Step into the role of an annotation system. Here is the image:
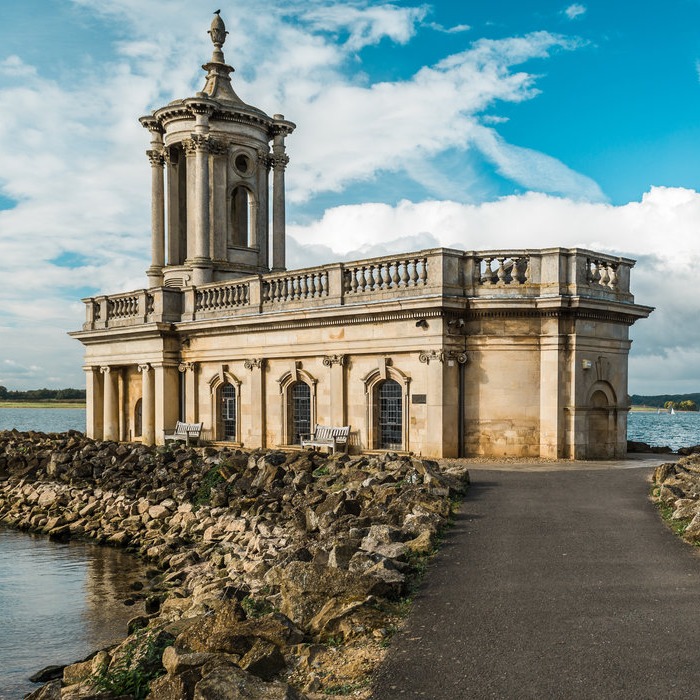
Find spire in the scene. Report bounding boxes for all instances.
[200,12,242,104]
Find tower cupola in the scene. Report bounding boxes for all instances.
[139,12,295,288]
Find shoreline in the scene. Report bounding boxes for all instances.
[0,431,468,699]
[0,402,86,409]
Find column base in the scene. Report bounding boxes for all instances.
[188,260,213,286]
[146,266,164,288]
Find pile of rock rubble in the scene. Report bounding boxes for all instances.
[0,430,469,699]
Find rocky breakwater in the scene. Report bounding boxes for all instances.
[651,453,700,542]
[0,430,469,699]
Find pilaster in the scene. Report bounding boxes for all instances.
[323,354,347,426]
[84,366,104,440]
[154,363,180,445]
[244,358,266,447]
[179,362,199,423]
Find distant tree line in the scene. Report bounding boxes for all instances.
[631,393,700,411]
[0,386,86,402]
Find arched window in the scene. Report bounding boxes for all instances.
[289,381,311,445]
[231,186,255,248]
[221,382,237,441]
[376,379,403,449]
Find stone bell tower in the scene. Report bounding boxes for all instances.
[139,12,295,288]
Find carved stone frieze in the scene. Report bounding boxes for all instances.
[322,354,346,367]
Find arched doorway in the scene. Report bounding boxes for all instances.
[376,379,403,450]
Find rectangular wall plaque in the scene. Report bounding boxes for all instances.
[412,394,427,404]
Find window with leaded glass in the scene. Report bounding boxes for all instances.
[290,381,311,444]
[377,379,402,449]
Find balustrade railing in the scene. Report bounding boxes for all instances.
[263,270,328,303]
[195,282,249,312]
[478,256,529,286]
[586,257,619,290]
[343,256,428,294]
[107,294,139,320]
[81,247,636,331]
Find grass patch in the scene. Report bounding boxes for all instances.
[192,465,227,510]
[90,631,170,700]
[241,595,274,618]
[652,487,693,537]
[323,679,371,696]
[0,401,86,409]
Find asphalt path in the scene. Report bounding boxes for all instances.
[372,457,700,699]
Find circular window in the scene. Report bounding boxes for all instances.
[234,153,251,175]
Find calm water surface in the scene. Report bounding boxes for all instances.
[0,528,147,699]
[627,411,700,451]
[0,408,86,433]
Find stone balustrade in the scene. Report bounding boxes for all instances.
[80,247,637,330]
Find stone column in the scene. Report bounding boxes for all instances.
[271,120,290,272]
[139,364,155,445]
[186,132,213,286]
[147,149,165,287]
[101,366,119,442]
[323,355,347,426]
[85,366,104,440]
[244,358,266,448]
[117,369,126,441]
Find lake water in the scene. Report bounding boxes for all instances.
[0,408,86,433]
[0,528,147,698]
[627,410,700,451]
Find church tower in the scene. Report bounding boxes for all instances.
[139,12,295,288]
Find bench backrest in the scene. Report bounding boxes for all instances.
[314,424,350,442]
[175,421,203,436]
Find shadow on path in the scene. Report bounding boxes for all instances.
[373,465,700,699]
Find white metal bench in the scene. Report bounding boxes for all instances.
[164,421,203,446]
[301,425,351,454]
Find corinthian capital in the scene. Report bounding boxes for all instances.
[244,358,265,370]
[270,153,290,170]
[146,149,165,167]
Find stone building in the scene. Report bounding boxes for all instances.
[71,14,652,459]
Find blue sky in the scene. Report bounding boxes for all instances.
[1,0,700,393]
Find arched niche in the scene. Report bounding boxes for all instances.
[229,185,256,249]
[586,381,618,459]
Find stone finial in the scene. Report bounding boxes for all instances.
[208,11,228,64]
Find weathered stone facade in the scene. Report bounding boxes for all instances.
[71,15,652,460]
